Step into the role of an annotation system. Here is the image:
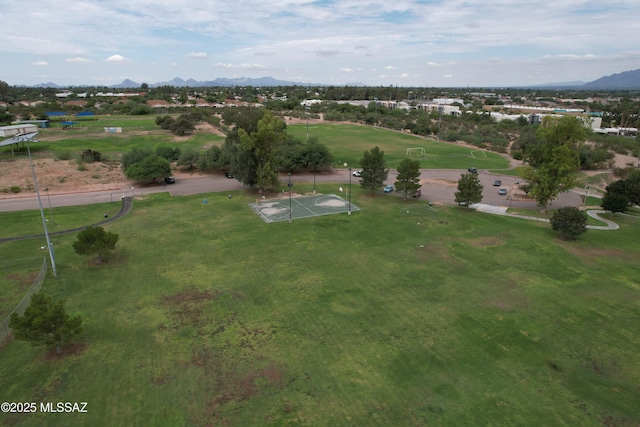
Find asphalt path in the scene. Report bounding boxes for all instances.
[0,169,582,213]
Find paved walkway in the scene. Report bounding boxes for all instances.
[472,204,619,230]
[0,197,133,243]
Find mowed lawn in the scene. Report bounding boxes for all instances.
[287,123,510,170]
[1,185,639,426]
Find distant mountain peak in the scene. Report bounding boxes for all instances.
[581,69,640,90]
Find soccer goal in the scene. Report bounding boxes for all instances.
[470,150,487,159]
[406,147,426,156]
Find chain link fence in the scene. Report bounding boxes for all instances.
[0,257,48,343]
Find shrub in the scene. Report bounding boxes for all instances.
[10,186,21,193]
[80,149,102,163]
[56,151,73,161]
[550,207,588,239]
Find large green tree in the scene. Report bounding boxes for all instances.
[125,154,172,183]
[9,293,83,354]
[394,158,422,200]
[359,146,389,194]
[519,116,587,212]
[455,172,483,207]
[550,207,588,239]
[72,226,119,262]
[228,111,286,192]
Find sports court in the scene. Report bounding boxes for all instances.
[249,194,360,223]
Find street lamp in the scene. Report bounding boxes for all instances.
[131,186,134,199]
[288,172,293,223]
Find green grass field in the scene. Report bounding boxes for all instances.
[4,115,224,160]
[288,124,510,170]
[1,185,639,426]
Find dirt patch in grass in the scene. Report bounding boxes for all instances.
[416,244,454,263]
[160,287,222,328]
[43,341,88,360]
[5,271,39,290]
[484,276,531,311]
[465,236,505,248]
[557,243,635,266]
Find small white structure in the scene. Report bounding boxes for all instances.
[0,124,38,138]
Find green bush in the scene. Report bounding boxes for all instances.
[56,151,73,161]
[9,186,21,193]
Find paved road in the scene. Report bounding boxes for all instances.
[0,169,582,213]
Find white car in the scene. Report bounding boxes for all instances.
[352,170,362,177]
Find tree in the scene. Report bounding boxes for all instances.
[231,111,286,192]
[394,158,421,200]
[519,116,587,212]
[156,146,181,162]
[550,207,588,239]
[601,191,629,214]
[125,154,172,183]
[359,146,389,194]
[455,172,483,207]
[121,147,153,171]
[176,147,201,170]
[73,226,119,262]
[9,293,83,354]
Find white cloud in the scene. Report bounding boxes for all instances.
[0,1,638,86]
[32,61,48,66]
[66,57,91,63]
[106,55,128,63]
[215,63,266,71]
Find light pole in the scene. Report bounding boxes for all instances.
[313,153,317,195]
[288,172,293,223]
[26,142,57,277]
[131,186,134,199]
[305,104,310,143]
[374,97,378,129]
[348,167,352,215]
[45,187,54,226]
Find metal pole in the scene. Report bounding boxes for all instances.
[288,173,292,223]
[27,143,57,277]
[306,105,309,143]
[45,188,54,226]
[313,157,317,195]
[348,168,352,215]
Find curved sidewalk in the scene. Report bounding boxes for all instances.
[0,197,133,243]
[472,204,619,230]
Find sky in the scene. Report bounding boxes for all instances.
[1,0,639,88]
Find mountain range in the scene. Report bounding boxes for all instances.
[31,69,640,90]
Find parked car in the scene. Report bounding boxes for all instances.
[493,179,501,186]
[224,171,235,179]
[383,185,394,193]
[164,176,175,184]
[352,170,362,177]
[498,188,507,195]
[413,188,421,198]
[468,167,478,173]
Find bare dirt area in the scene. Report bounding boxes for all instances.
[0,157,131,198]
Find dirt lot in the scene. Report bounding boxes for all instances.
[0,157,130,197]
